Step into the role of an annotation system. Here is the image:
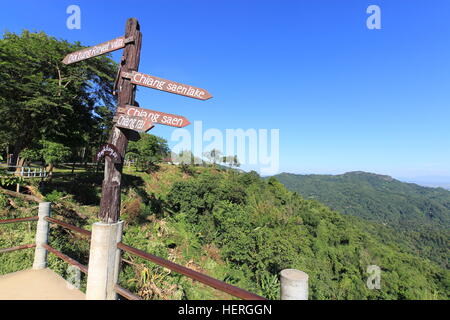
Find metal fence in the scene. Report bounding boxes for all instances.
[0,165,47,178]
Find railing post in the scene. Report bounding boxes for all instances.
[280,269,308,300]
[32,202,51,269]
[86,221,124,300]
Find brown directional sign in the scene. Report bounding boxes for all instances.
[122,71,212,100]
[117,105,190,128]
[62,36,129,65]
[114,113,154,132]
[96,144,121,163]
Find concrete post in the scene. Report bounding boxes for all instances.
[32,202,51,269]
[280,269,308,300]
[85,221,124,300]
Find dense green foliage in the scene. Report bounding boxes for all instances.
[0,156,23,187]
[272,171,450,268]
[1,166,449,299]
[127,134,170,171]
[272,171,450,227]
[0,30,117,166]
[164,171,449,299]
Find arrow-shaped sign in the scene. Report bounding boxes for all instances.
[117,105,190,128]
[62,36,132,65]
[122,71,212,100]
[114,113,154,133]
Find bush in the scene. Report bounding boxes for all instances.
[0,194,8,208]
[44,189,66,202]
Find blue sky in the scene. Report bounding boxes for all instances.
[1,0,449,181]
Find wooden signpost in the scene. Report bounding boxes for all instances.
[122,71,212,100]
[63,17,211,223]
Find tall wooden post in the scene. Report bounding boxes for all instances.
[98,18,142,223]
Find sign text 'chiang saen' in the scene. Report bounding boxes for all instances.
[117,105,190,128]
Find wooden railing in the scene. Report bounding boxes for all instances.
[43,217,90,275]
[41,215,266,300]
[1,210,266,300]
[0,216,38,254]
[45,216,91,238]
[117,242,266,300]
[0,216,39,224]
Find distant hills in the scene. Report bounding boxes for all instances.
[272,171,450,268]
[272,171,450,227]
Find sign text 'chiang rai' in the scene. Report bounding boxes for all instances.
[114,113,154,133]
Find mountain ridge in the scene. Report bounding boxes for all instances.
[272,170,450,268]
[272,171,450,225]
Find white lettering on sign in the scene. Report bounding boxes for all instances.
[63,37,125,64]
[126,71,212,100]
[96,143,121,163]
[133,73,166,90]
[117,114,145,131]
[123,106,187,128]
[162,115,183,127]
[166,83,205,99]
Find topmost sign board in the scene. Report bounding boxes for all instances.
[62,36,129,65]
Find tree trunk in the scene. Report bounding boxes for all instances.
[10,142,23,173]
[45,163,54,181]
[15,157,26,175]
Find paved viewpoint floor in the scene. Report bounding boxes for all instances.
[0,268,85,300]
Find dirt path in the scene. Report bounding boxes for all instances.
[0,268,85,300]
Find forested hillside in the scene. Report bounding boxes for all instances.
[1,165,448,299]
[272,171,450,268]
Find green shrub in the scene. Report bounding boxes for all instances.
[44,189,66,202]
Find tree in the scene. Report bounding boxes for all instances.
[221,155,233,169]
[40,140,71,176]
[0,30,117,170]
[127,134,170,172]
[203,149,222,167]
[221,155,240,169]
[19,148,41,166]
[233,155,240,168]
[176,150,195,165]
